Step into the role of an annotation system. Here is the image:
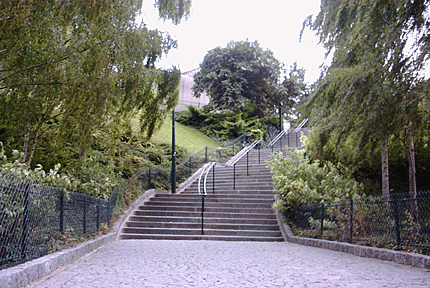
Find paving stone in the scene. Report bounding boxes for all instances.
[28,240,430,288]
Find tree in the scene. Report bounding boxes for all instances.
[0,0,189,166]
[192,40,285,116]
[303,0,430,209]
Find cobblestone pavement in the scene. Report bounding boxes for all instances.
[29,240,430,288]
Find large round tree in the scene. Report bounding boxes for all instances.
[193,40,284,116]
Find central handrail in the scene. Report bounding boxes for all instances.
[268,130,286,147]
[197,139,261,235]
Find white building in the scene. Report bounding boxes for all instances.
[176,68,210,111]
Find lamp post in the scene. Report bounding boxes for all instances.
[171,110,176,194]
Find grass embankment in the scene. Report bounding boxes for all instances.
[151,115,220,154]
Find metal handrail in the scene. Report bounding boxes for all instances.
[197,139,262,235]
[268,130,286,147]
[226,139,261,166]
[293,118,309,133]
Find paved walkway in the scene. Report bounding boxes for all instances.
[28,240,429,288]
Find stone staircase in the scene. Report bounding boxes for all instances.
[120,134,299,242]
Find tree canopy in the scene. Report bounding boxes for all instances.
[303,0,430,196]
[193,40,287,116]
[0,0,190,166]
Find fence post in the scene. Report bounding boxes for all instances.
[246,151,249,176]
[97,198,101,232]
[258,143,261,164]
[213,166,215,194]
[60,191,64,234]
[233,164,236,190]
[280,135,283,152]
[21,183,31,260]
[350,199,354,243]
[393,197,401,247]
[287,132,290,147]
[321,203,324,236]
[147,167,151,188]
[201,195,205,235]
[83,196,87,235]
[205,146,208,162]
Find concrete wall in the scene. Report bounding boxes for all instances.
[176,72,210,111]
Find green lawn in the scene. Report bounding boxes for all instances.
[151,116,220,154]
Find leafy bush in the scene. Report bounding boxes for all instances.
[175,105,275,141]
[0,144,77,192]
[267,147,363,215]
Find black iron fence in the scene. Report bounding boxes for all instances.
[0,175,111,270]
[0,134,249,270]
[293,191,430,254]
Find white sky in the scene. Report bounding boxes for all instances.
[141,0,327,83]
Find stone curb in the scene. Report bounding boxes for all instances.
[276,209,430,269]
[0,189,163,288]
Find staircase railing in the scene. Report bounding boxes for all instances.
[267,118,309,152]
[197,139,261,235]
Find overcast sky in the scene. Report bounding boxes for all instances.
[141,0,327,83]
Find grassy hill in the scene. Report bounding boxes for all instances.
[151,115,220,154]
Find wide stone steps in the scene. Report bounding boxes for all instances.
[120,148,284,242]
[121,234,283,242]
[125,221,280,231]
[129,215,278,225]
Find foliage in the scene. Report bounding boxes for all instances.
[0,143,77,192]
[268,147,363,215]
[301,0,430,195]
[175,105,278,141]
[0,0,188,167]
[193,40,286,116]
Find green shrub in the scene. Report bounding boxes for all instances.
[267,148,363,215]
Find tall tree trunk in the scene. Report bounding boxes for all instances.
[381,140,390,198]
[406,126,418,227]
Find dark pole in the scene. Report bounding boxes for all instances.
[279,102,283,132]
[171,110,176,194]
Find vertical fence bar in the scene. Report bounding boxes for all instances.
[201,195,205,235]
[60,191,64,234]
[21,183,30,260]
[147,167,151,188]
[287,132,290,147]
[189,156,192,175]
[83,196,87,235]
[280,135,283,152]
[258,144,261,164]
[321,203,324,236]
[97,198,101,232]
[350,199,354,243]
[233,164,236,190]
[246,151,249,176]
[205,146,208,162]
[393,197,401,247]
[296,132,299,147]
[212,166,215,194]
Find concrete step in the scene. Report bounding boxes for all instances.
[133,210,277,219]
[129,215,278,225]
[121,233,284,242]
[122,227,282,237]
[121,148,282,242]
[125,221,280,231]
[145,200,274,207]
[139,205,274,214]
